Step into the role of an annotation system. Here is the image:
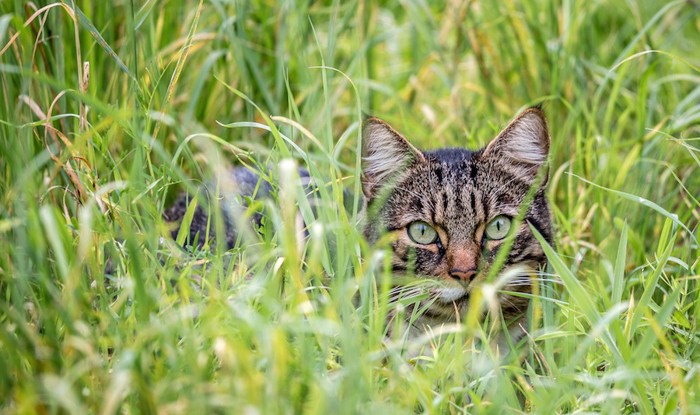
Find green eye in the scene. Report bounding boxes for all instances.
[485,215,511,240]
[407,221,438,245]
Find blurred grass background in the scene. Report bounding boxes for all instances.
[1,0,699,413]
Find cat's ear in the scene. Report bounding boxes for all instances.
[482,107,550,178]
[362,116,425,198]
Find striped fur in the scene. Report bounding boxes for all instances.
[362,108,554,340]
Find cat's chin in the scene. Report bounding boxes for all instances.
[435,286,469,304]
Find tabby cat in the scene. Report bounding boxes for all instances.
[362,107,553,343]
[165,107,553,345]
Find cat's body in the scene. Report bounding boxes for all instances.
[164,168,271,248]
[163,167,316,248]
[165,107,553,348]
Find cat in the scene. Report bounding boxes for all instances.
[164,107,554,349]
[163,167,312,249]
[361,107,553,347]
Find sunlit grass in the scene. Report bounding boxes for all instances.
[1,0,699,413]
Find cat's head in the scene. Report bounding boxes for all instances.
[362,108,553,321]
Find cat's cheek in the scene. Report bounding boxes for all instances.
[483,240,503,260]
[405,246,447,277]
[390,238,407,259]
[390,236,446,277]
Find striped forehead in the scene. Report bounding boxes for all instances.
[387,158,484,229]
[388,154,529,228]
[426,161,487,231]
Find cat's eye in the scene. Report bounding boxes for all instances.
[485,215,511,240]
[407,221,438,245]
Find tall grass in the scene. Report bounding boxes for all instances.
[1,0,699,413]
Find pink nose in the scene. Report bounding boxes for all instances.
[449,268,477,282]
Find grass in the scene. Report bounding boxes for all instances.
[1,0,699,413]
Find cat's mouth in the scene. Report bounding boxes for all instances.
[435,285,470,304]
[420,286,470,319]
[431,264,540,306]
[393,265,540,314]
[397,275,473,307]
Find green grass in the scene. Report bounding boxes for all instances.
[1,0,699,413]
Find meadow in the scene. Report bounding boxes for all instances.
[1,0,699,413]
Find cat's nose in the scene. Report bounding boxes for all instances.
[449,268,477,282]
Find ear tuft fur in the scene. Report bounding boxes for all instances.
[483,108,550,166]
[362,117,424,198]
